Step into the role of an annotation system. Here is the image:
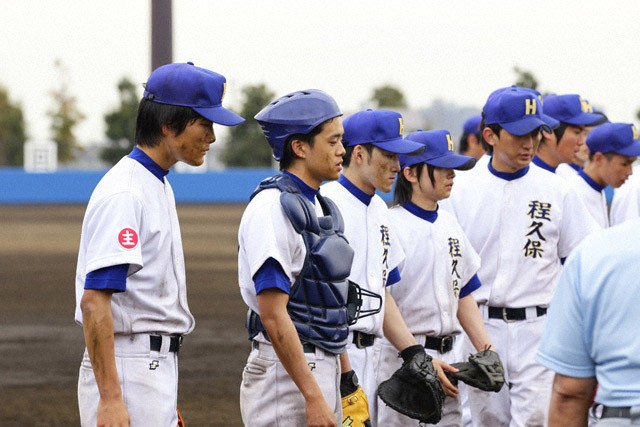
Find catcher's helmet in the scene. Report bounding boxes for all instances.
[254,89,342,161]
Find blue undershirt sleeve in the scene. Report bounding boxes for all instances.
[459,274,481,299]
[386,267,401,287]
[253,258,291,295]
[84,264,128,292]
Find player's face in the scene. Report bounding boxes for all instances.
[167,118,216,167]
[557,125,587,164]
[305,118,345,186]
[361,146,401,194]
[601,154,636,188]
[413,165,455,206]
[488,128,541,173]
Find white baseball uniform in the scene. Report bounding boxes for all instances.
[441,160,600,426]
[610,164,640,226]
[555,162,582,180]
[75,152,194,427]
[377,203,481,426]
[238,183,341,426]
[321,178,405,425]
[567,172,610,228]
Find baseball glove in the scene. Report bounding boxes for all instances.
[377,347,445,424]
[446,347,505,392]
[340,370,371,427]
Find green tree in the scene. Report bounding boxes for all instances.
[101,77,139,165]
[47,59,85,163]
[0,85,27,166]
[219,83,275,167]
[513,66,539,90]
[370,84,407,108]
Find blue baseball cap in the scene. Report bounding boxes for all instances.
[520,88,560,129]
[400,129,476,170]
[542,94,603,127]
[463,115,482,136]
[586,122,640,157]
[342,109,424,155]
[143,62,245,126]
[482,86,550,136]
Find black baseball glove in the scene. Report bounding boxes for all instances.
[446,347,505,392]
[377,345,445,424]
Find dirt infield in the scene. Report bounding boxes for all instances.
[0,204,249,426]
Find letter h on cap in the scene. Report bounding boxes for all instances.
[525,98,537,115]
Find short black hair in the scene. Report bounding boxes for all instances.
[135,98,204,147]
[552,123,569,144]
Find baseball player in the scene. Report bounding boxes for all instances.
[74,62,244,426]
[441,85,600,426]
[321,109,458,426]
[238,89,366,427]
[610,163,640,226]
[377,129,496,426]
[459,114,486,160]
[537,218,640,426]
[566,122,640,228]
[532,94,602,174]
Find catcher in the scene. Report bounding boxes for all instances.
[377,129,503,425]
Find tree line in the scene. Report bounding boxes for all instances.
[2,65,632,168]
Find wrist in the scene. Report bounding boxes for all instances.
[400,344,425,363]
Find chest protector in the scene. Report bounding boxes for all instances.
[247,174,354,354]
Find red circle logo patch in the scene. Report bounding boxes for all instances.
[118,228,139,249]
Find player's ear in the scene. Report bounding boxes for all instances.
[161,124,174,138]
[482,127,498,147]
[353,145,365,164]
[403,165,418,183]
[290,138,307,159]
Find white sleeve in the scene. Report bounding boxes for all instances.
[83,192,144,275]
[557,189,601,259]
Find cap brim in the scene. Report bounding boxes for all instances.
[194,106,245,126]
[428,154,477,171]
[616,140,640,157]
[372,138,425,155]
[564,112,603,127]
[501,116,550,136]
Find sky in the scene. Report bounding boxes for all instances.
[2,0,640,145]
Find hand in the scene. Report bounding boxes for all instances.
[306,396,337,427]
[432,358,459,398]
[97,397,130,427]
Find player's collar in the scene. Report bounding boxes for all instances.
[487,159,529,181]
[403,201,438,223]
[337,175,373,206]
[532,155,556,173]
[578,170,604,192]
[128,146,169,182]
[568,163,582,172]
[283,171,317,204]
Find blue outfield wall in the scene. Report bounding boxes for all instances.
[0,168,395,204]
[0,168,276,204]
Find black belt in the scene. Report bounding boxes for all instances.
[150,335,183,353]
[601,406,631,419]
[488,306,547,321]
[252,340,316,354]
[352,331,376,348]
[423,335,455,354]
